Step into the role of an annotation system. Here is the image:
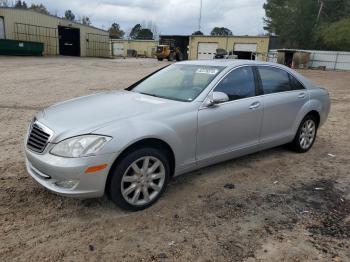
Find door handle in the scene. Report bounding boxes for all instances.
[298,92,306,99]
[249,101,261,109]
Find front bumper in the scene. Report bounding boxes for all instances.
[25,147,117,198]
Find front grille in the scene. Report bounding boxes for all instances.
[27,122,52,153]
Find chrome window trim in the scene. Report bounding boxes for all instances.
[200,63,308,109]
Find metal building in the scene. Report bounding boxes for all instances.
[189,35,270,61]
[269,49,350,71]
[0,7,110,57]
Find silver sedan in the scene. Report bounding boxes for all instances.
[24,60,330,210]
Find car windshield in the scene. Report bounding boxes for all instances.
[132,64,225,102]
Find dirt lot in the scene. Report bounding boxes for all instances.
[0,56,349,262]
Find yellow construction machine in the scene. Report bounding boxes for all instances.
[155,39,183,61]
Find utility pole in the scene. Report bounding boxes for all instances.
[198,0,202,32]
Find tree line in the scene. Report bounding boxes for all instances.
[263,0,350,50]
[192,27,233,36]
[3,0,348,50]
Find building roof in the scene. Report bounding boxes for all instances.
[111,39,158,42]
[277,49,311,53]
[0,7,108,33]
[189,35,270,38]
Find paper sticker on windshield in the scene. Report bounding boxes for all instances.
[196,68,219,75]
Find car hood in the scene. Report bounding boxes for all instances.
[36,90,180,142]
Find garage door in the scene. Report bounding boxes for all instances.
[0,17,5,39]
[234,43,257,52]
[197,43,218,60]
[113,43,124,56]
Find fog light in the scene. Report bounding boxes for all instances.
[54,179,79,189]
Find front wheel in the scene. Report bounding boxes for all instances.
[108,148,170,211]
[290,115,318,153]
[167,54,174,61]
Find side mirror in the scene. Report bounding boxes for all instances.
[207,91,229,106]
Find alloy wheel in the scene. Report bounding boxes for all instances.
[299,119,316,150]
[121,156,166,206]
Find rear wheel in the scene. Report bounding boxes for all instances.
[109,148,170,211]
[176,51,183,61]
[157,57,163,61]
[290,114,318,153]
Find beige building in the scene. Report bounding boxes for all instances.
[188,35,270,61]
[111,35,270,61]
[111,39,157,58]
[0,7,110,57]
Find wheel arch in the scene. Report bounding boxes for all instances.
[306,110,320,126]
[105,138,176,195]
[293,98,323,134]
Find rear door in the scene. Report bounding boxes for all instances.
[256,66,307,148]
[197,66,263,166]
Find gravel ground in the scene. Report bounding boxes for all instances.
[0,56,349,261]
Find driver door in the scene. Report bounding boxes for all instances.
[196,66,263,167]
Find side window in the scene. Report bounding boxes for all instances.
[214,67,256,101]
[258,67,292,94]
[289,74,305,90]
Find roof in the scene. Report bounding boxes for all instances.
[0,7,108,33]
[277,49,311,53]
[176,59,315,90]
[190,35,270,39]
[111,39,157,42]
[177,59,277,67]
[160,35,190,38]
[159,35,269,39]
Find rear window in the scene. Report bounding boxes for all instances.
[289,74,305,90]
[257,67,292,94]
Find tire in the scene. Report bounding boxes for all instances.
[157,58,163,61]
[167,54,174,61]
[176,52,183,61]
[290,114,318,153]
[108,147,170,211]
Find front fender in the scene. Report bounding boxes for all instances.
[95,117,197,175]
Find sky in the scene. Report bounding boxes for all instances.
[24,0,266,36]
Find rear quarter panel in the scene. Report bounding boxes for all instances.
[307,88,330,127]
[281,66,330,131]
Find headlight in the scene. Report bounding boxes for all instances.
[50,135,112,158]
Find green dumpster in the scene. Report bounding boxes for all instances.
[0,39,44,56]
